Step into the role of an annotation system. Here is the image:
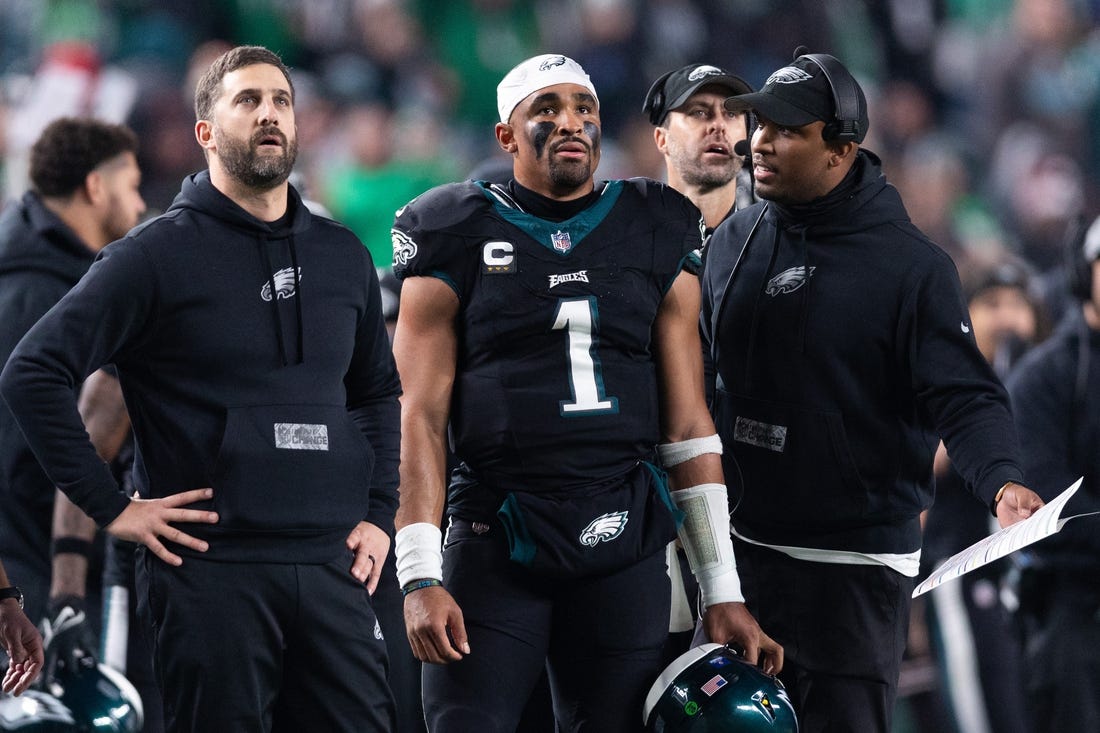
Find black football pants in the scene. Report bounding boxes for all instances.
[136,548,394,733]
[734,538,914,733]
[423,519,670,733]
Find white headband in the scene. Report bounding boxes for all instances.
[496,54,598,124]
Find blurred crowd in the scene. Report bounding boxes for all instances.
[1,0,1099,284]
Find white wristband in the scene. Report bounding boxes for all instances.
[657,434,723,467]
[670,483,744,606]
[394,522,443,587]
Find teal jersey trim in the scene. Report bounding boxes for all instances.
[423,269,459,299]
[497,492,537,567]
[664,251,703,296]
[644,461,685,529]
[479,180,625,255]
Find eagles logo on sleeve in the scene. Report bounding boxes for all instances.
[391,228,418,267]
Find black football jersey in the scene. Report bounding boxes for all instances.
[393,178,703,495]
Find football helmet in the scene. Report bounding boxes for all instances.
[643,643,798,732]
[0,690,78,731]
[4,603,145,733]
[43,659,143,733]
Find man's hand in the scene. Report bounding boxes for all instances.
[0,599,44,696]
[702,601,784,675]
[105,488,219,566]
[345,521,390,594]
[995,482,1045,527]
[403,586,470,665]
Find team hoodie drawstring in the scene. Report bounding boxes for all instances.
[258,236,288,366]
[259,235,304,367]
[797,227,812,354]
[288,235,304,365]
[744,225,781,393]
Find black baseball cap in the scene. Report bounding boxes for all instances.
[645,64,753,125]
[724,54,869,142]
[963,258,1034,303]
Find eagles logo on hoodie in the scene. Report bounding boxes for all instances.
[261,267,301,301]
[765,265,815,296]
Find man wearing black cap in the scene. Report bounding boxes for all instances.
[700,51,1044,732]
[1005,215,1100,733]
[644,64,754,233]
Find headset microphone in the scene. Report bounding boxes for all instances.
[734,139,751,157]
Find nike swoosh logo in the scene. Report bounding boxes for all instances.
[961,322,971,334]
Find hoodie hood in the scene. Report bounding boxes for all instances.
[167,170,313,236]
[0,192,97,283]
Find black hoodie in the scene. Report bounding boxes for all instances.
[701,151,1024,555]
[1005,309,1100,574]
[0,192,99,575]
[0,172,402,563]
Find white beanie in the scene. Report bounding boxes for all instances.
[496,54,598,124]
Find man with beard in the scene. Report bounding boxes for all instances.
[0,46,401,732]
[390,53,780,732]
[644,64,755,234]
[0,117,144,629]
[643,64,756,666]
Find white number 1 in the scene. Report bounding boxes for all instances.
[551,298,618,416]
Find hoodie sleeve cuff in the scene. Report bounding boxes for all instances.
[364,496,398,540]
[84,489,132,529]
[984,472,1025,516]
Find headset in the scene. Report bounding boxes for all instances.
[642,70,675,126]
[797,53,863,143]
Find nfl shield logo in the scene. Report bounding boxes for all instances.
[551,230,572,252]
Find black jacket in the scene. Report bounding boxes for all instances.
[1005,309,1100,573]
[1,172,401,563]
[701,151,1024,554]
[0,192,98,575]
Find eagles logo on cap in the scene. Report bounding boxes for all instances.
[766,66,813,85]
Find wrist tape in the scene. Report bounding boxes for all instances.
[395,522,443,587]
[657,434,723,467]
[670,483,744,606]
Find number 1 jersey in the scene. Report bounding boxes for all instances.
[392,178,703,495]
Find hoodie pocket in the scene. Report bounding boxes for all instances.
[212,404,375,532]
[714,387,866,527]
